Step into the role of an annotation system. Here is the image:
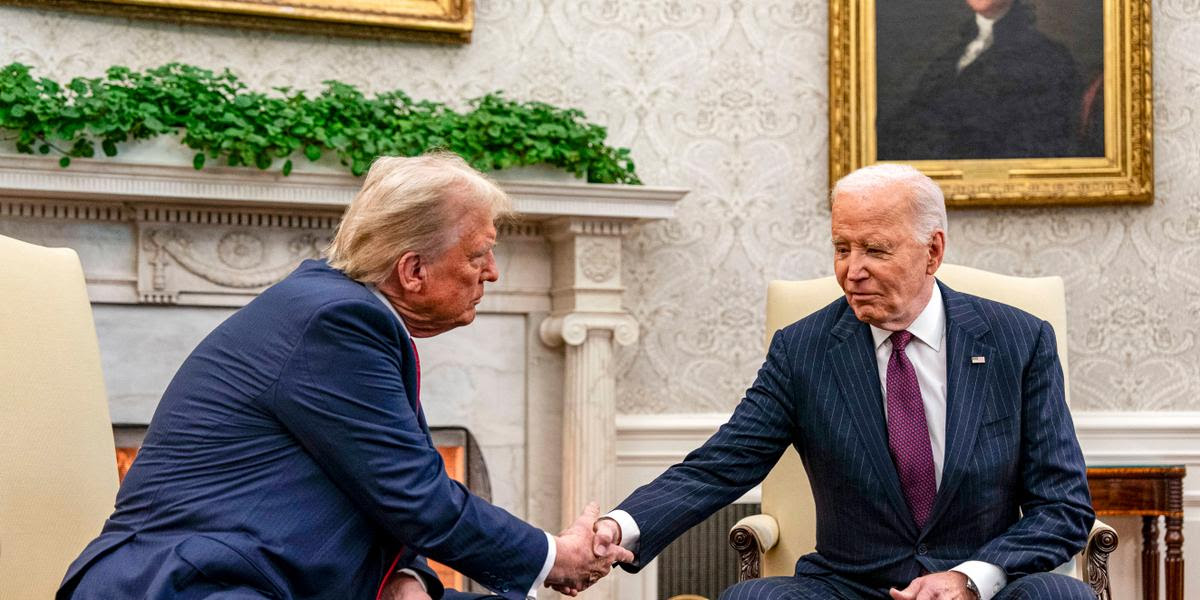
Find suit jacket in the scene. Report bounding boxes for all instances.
[617,282,1094,595]
[877,2,1080,160]
[59,260,547,600]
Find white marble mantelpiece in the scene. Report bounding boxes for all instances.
[0,151,686,544]
[0,153,679,218]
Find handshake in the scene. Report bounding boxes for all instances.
[545,502,633,596]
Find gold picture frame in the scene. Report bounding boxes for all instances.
[5,0,473,43]
[829,0,1153,207]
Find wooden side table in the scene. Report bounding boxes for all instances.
[1087,466,1185,600]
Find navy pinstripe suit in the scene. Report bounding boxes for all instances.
[58,260,545,600]
[617,282,1094,598]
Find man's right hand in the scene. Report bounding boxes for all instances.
[889,571,976,600]
[545,502,634,596]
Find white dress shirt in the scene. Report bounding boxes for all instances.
[610,284,1006,600]
[369,286,554,599]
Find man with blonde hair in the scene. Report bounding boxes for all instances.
[592,164,1094,600]
[60,153,629,600]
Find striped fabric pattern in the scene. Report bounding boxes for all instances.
[718,571,1093,600]
[616,282,1094,596]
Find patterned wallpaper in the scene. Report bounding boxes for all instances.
[2,0,1198,413]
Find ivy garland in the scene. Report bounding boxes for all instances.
[0,62,640,184]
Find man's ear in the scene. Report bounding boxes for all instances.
[926,230,946,275]
[394,252,425,293]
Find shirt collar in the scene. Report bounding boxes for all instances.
[367,283,411,338]
[870,283,945,352]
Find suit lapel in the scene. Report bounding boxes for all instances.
[925,282,995,531]
[827,305,917,536]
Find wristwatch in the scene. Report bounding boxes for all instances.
[963,576,981,599]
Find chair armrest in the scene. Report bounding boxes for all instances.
[729,514,779,581]
[1083,519,1118,600]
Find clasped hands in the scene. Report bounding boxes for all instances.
[545,502,632,596]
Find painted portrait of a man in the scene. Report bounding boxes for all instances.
[876,0,1104,161]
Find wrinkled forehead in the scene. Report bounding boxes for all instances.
[832,184,916,220]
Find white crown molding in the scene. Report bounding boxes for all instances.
[0,153,686,221]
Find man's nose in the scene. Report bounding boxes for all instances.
[482,252,499,282]
[845,252,869,280]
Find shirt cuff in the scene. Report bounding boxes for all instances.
[603,509,641,551]
[394,569,427,593]
[525,531,556,599]
[951,561,1006,600]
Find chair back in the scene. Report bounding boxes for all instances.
[0,235,119,599]
[758,263,1069,575]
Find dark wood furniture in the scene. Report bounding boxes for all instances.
[1087,465,1186,600]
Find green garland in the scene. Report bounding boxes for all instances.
[0,62,640,184]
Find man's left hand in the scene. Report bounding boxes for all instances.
[379,573,432,600]
[889,571,976,600]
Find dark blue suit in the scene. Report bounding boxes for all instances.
[59,260,546,600]
[617,283,1094,598]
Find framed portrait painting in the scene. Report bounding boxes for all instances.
[3,0,473,43]
[830,0,1153,207]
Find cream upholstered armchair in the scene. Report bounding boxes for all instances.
[728,264,1118,599]
[0,235,120,600]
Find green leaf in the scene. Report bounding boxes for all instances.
[0,61,640,183]
[59,156,71,167]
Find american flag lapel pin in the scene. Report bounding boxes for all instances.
[971,356,986,364]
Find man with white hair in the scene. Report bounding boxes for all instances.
[59,153,630,600]
[591,164,1095,599]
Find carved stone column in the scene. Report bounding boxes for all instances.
[539,218,639,599]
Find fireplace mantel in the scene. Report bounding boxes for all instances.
[0,154,679,219]
[0,153,684,312]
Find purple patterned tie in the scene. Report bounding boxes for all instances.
[886,331,938,528]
